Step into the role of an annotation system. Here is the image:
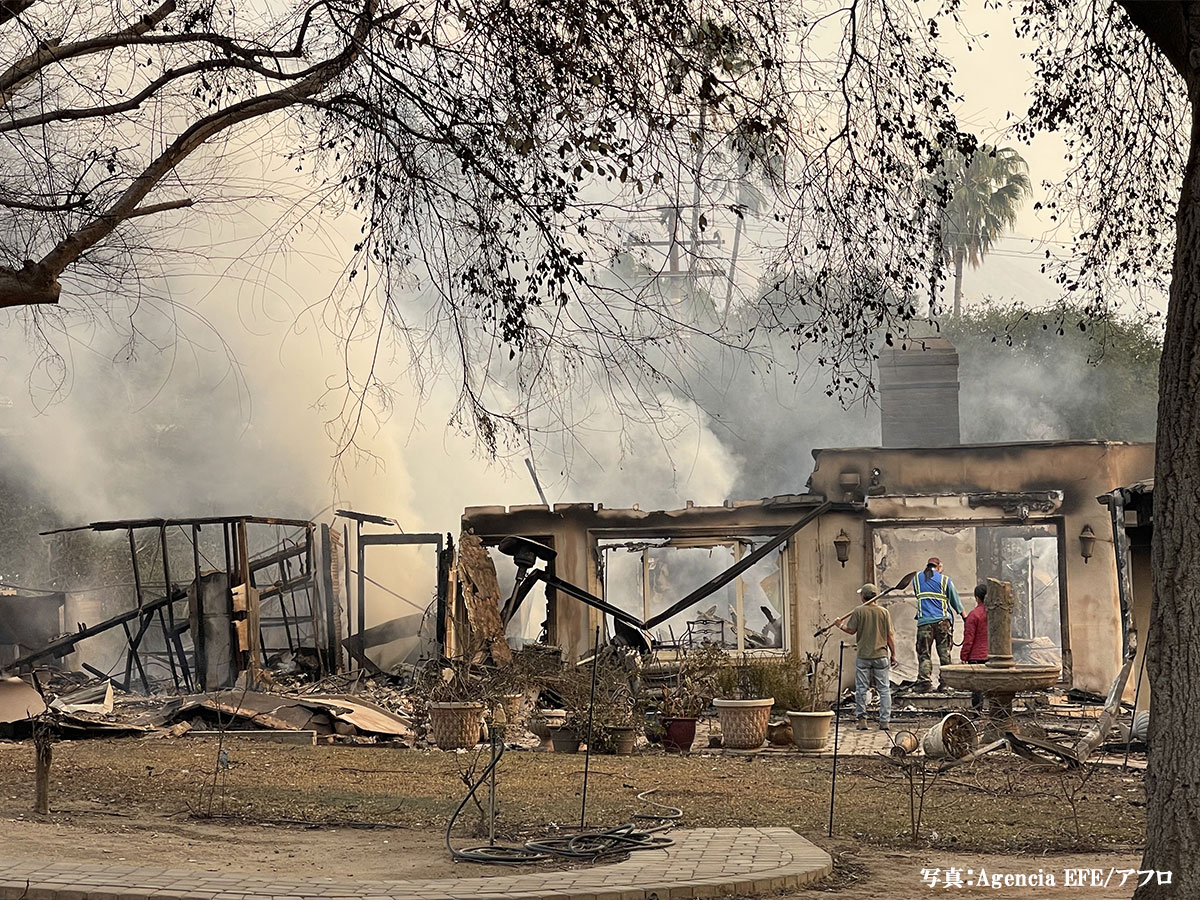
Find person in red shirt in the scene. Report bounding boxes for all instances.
[960,583,989,712]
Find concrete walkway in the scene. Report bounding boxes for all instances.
[0,827,831,900]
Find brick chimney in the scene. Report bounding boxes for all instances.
[877,337,961,447]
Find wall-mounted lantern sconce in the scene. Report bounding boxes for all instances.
[1079,524,1097,563]
[834,529,851,567]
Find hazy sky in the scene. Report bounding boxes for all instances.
[945,4,1074,307]
[942,4,1170,315]
[0,2,1167,551]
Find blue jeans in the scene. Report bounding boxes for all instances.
[855,656,892,723]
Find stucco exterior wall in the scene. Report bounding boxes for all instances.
[807,441,1154,693]
[462,441,1153,695]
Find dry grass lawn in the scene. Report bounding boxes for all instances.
[0,736,1143,855]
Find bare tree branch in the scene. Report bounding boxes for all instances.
[126,198,194,218]
[1,0,378,309]
[0,0,34,29]
[0,58,309,133]
[0,0,178,106]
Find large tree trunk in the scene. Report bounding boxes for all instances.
[1135,21,1200,898]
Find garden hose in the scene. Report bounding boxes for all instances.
[445,742,678,866]
[630,787,682,822]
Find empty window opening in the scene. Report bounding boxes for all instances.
[600,537,786,652]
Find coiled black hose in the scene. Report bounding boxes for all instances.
[445,742,679,865]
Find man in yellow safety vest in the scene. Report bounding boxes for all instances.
[912,557,964,692]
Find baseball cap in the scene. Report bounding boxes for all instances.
[927,557,941,566]
[858,583,878,597]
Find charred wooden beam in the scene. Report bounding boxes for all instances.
[3,588,187,673]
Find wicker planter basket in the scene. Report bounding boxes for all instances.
[428,701,486,750]
[713,698,774,750]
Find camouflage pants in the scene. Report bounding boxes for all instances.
[916,619,952,682]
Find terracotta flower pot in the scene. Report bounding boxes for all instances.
[767,720,794,746]
[600,725,637,756]
[786,710,835,751]
[428,701,486,750]
[661,716,698,753]
[713,698,774,750]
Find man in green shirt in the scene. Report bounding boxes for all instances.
[835,583,897,730]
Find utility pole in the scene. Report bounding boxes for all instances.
[628,205,722,303]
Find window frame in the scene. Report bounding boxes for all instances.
[864,515,1070,679]
[598,533,790,654]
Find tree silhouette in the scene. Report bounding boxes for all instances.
[935,145,1032,316]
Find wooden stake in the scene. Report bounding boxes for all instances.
[34,719,52,814]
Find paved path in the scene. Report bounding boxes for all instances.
[0,827,831,900]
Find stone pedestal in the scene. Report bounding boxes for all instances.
[937,578,1061,721]
[984,578,1015,668]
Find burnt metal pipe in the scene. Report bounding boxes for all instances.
[580,626,601,831]
[828,641,845,837]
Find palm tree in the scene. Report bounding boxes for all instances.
[721,126,784,323]
[938,145,1032,316]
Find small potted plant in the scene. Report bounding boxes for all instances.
[592,683,640,755]
[550,717,584,753]
[505,646,565,749]
[542,656,596,754]
[785,652,838,750]
[658,644,720,752]
[558,656,641,755]
[658,683,703,752]
[714,654,774,750]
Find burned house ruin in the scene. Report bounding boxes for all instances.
[0,339,1156,703]
[460,338,1154,697]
